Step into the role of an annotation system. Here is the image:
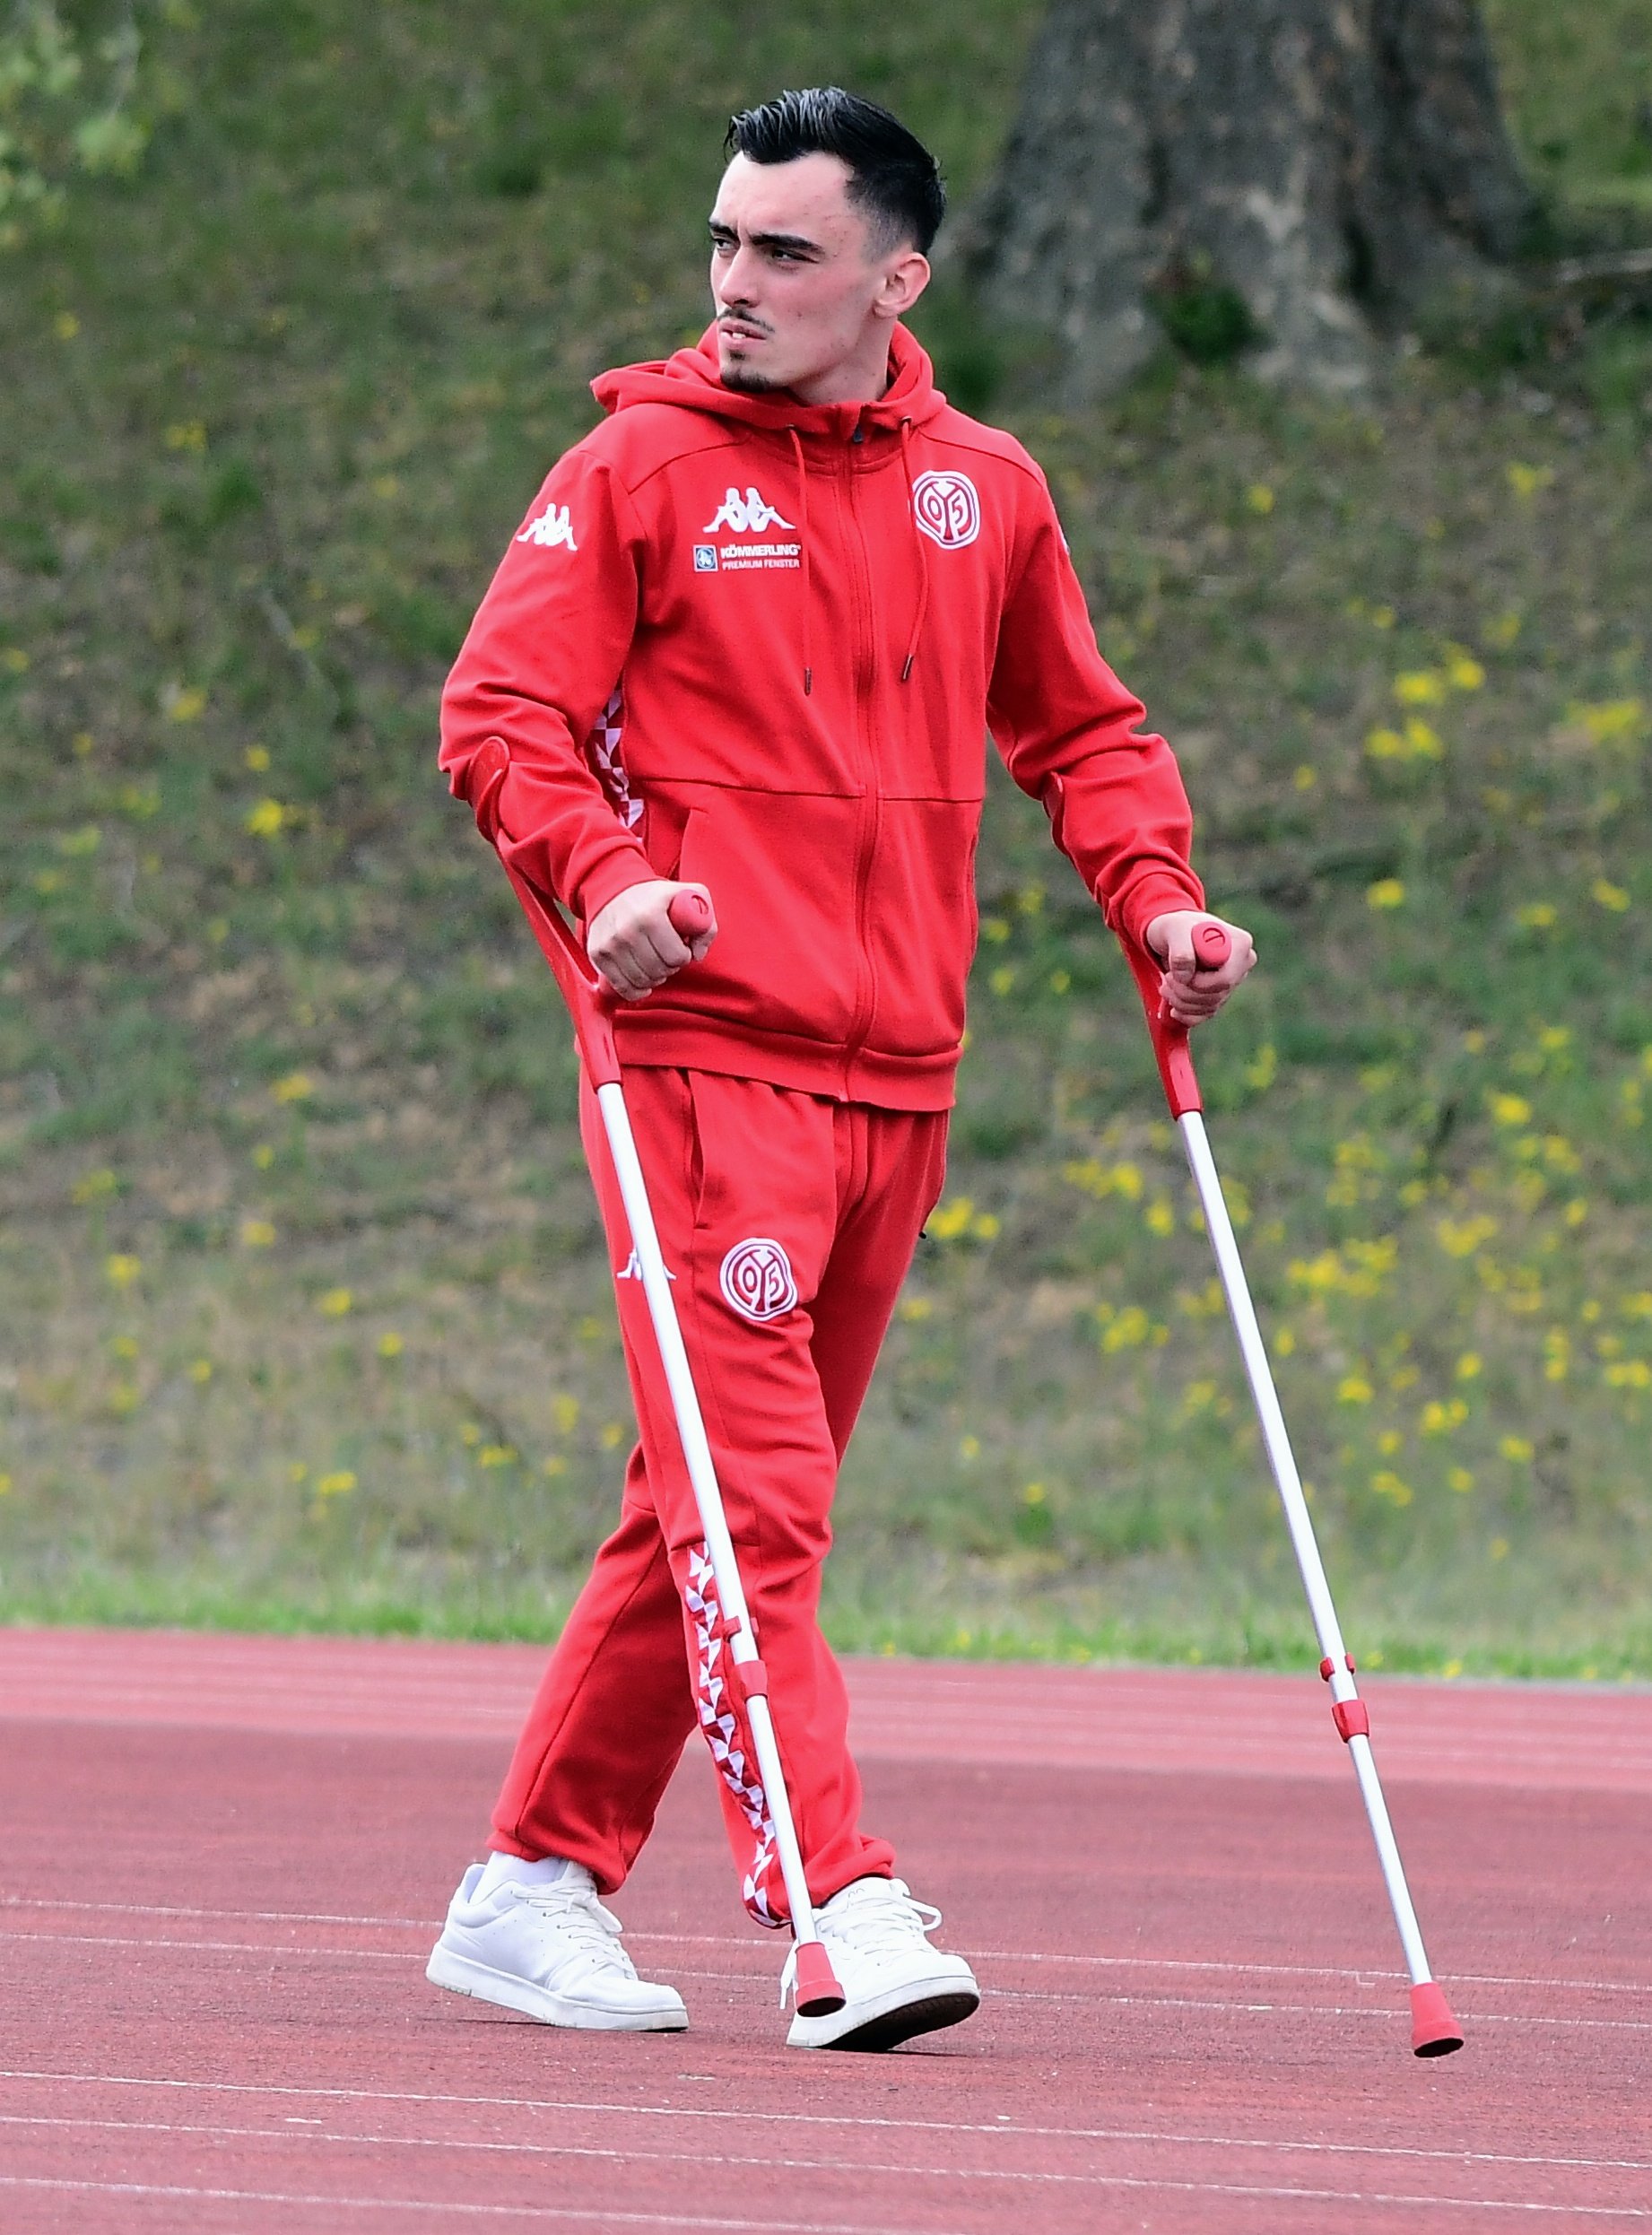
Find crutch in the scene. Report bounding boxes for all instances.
[462,737,845,2019]
[1128,920,1464,2058]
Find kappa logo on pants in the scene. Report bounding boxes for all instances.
[718,1238,798,1324]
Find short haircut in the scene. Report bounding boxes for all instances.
[724,88,945,256]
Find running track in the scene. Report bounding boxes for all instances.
[2,1630,1649,2233]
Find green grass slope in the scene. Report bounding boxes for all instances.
[2,0,1649,1674]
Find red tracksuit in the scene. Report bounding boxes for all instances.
[441,324,1204,1920]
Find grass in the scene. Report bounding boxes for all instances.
[1,0,1650,1681]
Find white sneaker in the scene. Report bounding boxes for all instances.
[784,1876,979,2051]
[426,1862,688,2031]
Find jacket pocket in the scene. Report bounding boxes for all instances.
[863,797,980,1057]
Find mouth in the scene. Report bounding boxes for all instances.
[717,319,770,345]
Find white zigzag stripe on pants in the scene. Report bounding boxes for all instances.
[684,1542,781,1926]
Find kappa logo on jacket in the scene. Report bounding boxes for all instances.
[516,500,578,552]
[703,486,796,535]
[718,1238,798,1323]
[911,469,981,551]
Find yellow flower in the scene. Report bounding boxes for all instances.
[1274,1326,1296,1356]
[164,420,207,454]
[1455,1352,1482,1380]
[1370,604,1395,630]
[245,798,287,839]
[1604,1360,1652,1389]
[898,1297,933,1322]
[271,1072,314,1103]
[1448,1468,1474,1493]
[1336,1372,1374,1404]
[552,1395,580,1434]
[1393,671,1445,705]
[1591,878,1630,913]
[981,916,1010,944]
[958,1433,981,1461]
[1505,461,1553,499]
[542,1455,567,1477]
[1370,1469,1413,1506]
[1293,765,1317,789]
[163,683,207,722]
[317,1287,352,1318]
[988,964,1016,996]
[188,1359,213,1384]
[1487,1092,1531,1127]
[1564,1198,1588,1227]
[73,1168,118,1204]
[105,1254,141,1290]
[1483,610,1521,648]
[240,1218,276,1248]
[245,744,271,771]
[1516,902,1557,930]
[370,474,400,499]
[54,311,80,339]
[971,1211,1001,1240]
[1377,1429,1403,1455]
[1490,1535,1509,1560]
[1102,1306,1152,1352]
[1048,967,1071,995]
[1569,698,1644,746]
[252,1144,274,1169]
[600,1422,625,1448]
[377,1331,404,1357]
[1446,653,1485,691]
[1435,1214,1497,1258]
[1143,1197,1175,1237]
[1246,483,1275,514]
[2,648,30,675]
[478,1444,519,1466]
[1420,1399,1468,1437]
[316,1469,357,1496]
[1367,878,1405,910]
[1022,1481,1047,1506]
[1499,1435,1534,1463]
[0,1473,11,1494]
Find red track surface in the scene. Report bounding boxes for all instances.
[3,1629,1649,2232]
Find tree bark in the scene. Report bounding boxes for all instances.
[959,0,1536,399]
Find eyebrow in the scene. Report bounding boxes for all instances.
[708,219,825,259]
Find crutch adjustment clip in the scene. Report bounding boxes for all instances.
[1319,1654,1356,1680]
[1331,1698,1371,1743]
[729,1657,769,1702]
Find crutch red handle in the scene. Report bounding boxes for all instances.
[1128,914,1464,2059]
[456,736,843,2017]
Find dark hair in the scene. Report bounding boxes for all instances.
[724,88,945,256]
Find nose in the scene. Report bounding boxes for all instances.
[717,240,761,309]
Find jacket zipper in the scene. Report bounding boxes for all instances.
[841,418,882,1097]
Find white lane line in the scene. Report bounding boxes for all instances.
[0,2169,1644,2223]
[2,2073,1647,2178]
[4,1899,1646,2002]
[4,2107,1649,2213]
[0,1931,408,1961]
[5,1928,1646,2033]
[0,2179,915,2232]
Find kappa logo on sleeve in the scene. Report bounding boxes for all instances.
[911,469,981,551]
[704,486,795,535]
[718,1238,798,1323]
[516,500,578,552]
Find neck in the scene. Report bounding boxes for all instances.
[786,327,895,408]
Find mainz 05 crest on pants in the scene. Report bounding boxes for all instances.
[718,1238,798,1324]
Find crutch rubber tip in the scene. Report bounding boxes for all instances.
[791,1939,846,2018]
[1410,1980,1465,2057]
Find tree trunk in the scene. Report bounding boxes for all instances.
[959,0,1537,399]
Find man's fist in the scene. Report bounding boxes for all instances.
[1144,910,1256,1024]
[587,880,717,1001]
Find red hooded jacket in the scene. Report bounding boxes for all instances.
[439,325,1204,1110]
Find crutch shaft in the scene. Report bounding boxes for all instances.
[594,1080,840,2009]
[1128,918,1462,2055]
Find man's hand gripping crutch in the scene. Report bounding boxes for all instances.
[1130,918,1465,2059]
[463,735,846,2020]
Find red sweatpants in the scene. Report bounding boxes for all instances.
[489,1066,948,1924]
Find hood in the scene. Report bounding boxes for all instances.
[590,320,948,439]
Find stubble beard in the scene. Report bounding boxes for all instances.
[719,361,782,394]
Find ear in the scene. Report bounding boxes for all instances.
[874,250,931,324]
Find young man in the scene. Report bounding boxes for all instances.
[430,88,1254,2052]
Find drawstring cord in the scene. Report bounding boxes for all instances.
[898,417,928,683]
[787,426,813,696]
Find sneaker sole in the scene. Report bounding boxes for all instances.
[787,1983,980,2053]
[426,1944,688,2032]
